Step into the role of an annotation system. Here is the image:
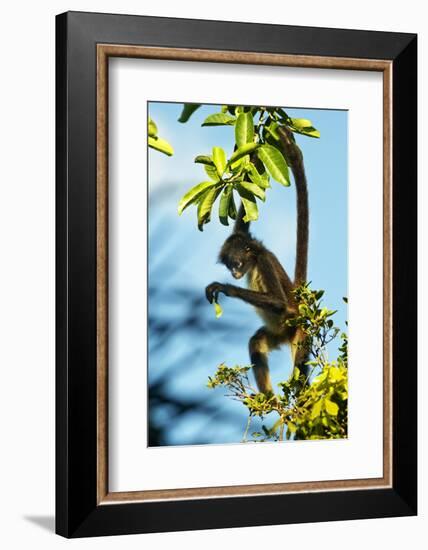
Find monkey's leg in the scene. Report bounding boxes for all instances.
[290,327,310,380]
[249,327,280,395]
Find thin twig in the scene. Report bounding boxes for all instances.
[242,415,252,443]
[279,421,285,441]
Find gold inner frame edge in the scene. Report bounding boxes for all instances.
[96,44,393,504]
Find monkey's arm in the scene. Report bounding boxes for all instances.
[206,255,291,314]
[206,282,287,313]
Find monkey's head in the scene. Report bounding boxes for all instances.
[219,232,257,279]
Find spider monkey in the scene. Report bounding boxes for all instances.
[205,127,309,395]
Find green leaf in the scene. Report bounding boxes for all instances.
[289,118,320,138]
[212,146,227,176]
[290,118,313,129]
[219,185,234,225]
[194,155,214,165]
[298,303,309,315]
[325,398,339,416]
[148,136,174,156]
[236,184,258,222]
[264,121,280,141]
[235,112,254,147]
[178,103,201,123]
[213,300,223,318]
[230,155,249,172]
[202,113,236,126]
[257,144,290,186]
[238,180,266,201]
[148,118,158,137]
[310,399,323,420]
[228,143,258,165]
[193,155,220,181]
[228,192,237,220]
[287,421,297,433]
[197,187,222,230]
[296,127,320,138]
[178,181,218,215]
[205,164,220,181]
[248,163,270,189]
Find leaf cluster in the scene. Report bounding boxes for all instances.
[177,104,319,230]
[207,284,348,442]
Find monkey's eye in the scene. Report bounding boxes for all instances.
[235,261,243,269]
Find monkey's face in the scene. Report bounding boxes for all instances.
[219,233,256,279]
[227,257,248,279]
[220,239,254,279]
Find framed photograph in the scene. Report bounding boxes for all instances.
[56,11,417,538]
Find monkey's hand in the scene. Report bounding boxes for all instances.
[205,282,228,304]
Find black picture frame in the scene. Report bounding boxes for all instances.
[56,11,417,538]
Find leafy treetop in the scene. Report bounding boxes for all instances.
[177,104,319,230]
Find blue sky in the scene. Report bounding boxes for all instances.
[148,102,348,446]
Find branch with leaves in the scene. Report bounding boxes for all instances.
[207,285,348,442]
[177,104,319,230]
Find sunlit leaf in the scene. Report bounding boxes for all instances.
[178,181,218,215]
[219,185,234,225]
[238,180,266,201]
[148,118,157,137]
[212,146,227,176]
[291,118,313,129]
[193,155,220,180]
[264,121,280,141]
[197,186,222,230]
[205,164,220,181]
[310,399,323,420]
[257,144,290,186]
[148,136,174,156]
[235,112,254,147]
[289,118,321,138]
[296,127,320,138]
[325,398,339,416]
[214,300,223,318]
[236,184,258,222]
[248,163,270,189]
[287,421,297,433]
[228,143,258,165]
[202,113,236,126]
